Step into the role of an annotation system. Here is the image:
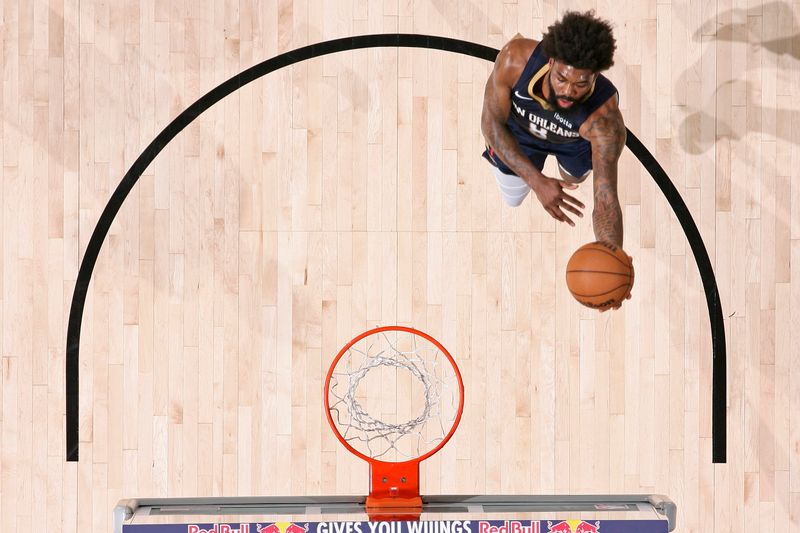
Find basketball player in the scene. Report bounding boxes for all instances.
[481,11,630,309]
[481,11,625,247]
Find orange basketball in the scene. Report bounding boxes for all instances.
[566,242,634,310]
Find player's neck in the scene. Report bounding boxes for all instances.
[539,68,552,100]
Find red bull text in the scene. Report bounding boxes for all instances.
[188,525,251,533]
[478,521,539,533]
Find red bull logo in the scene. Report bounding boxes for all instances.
[545,521,599,533]
[258,523,308,533]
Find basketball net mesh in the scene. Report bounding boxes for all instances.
[327,329,461,462]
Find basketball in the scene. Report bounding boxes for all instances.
[566,242,634,310]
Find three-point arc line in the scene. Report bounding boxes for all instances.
[65,34,727,463]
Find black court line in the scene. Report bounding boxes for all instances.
[66,33,726,463]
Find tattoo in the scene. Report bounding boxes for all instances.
[587,106,626,247]
[485,120,540,183]
[480,60,543,187]
[593,179,624,247]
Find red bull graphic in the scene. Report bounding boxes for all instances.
[258,524,308,533]
[574,523,599,533]
[545,520,599,533]
[120,519,666,533]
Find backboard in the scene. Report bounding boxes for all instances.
[113,494,676,533]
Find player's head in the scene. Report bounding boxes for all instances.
[540,11,616,111]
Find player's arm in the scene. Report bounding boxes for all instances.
[481,39,585,225]
[480,39,544,184]
[581,96,626,247]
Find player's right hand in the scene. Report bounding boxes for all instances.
[530,175,585,226]
[599,254,633,312]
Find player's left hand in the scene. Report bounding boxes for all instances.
[531,175,586,226]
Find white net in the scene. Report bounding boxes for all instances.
[326,328,463,462]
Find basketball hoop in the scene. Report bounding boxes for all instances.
[324,326,464,520]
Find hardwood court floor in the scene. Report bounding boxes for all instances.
[1,1,799,531]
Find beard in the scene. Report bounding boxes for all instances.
[547,73,580,115]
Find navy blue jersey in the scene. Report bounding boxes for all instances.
[507,44,618,145]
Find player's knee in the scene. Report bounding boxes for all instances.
[492,166,531,207]
[558,163,592,184]
[501,192,528,207]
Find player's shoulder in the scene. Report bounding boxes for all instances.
[581,92,626,139]
[591,90,623,121]
[493,35,538,86]
[496,34,538,67]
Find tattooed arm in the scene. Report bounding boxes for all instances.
[581,96,627,247]
[481,38,585,224]
[480,38,542,180]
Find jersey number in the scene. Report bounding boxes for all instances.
[528,122,547,140]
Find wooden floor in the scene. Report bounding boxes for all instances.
[2,0,799,531]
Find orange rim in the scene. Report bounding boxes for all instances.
[323,325,465,467]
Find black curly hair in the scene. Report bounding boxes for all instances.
[540,11,616,72]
